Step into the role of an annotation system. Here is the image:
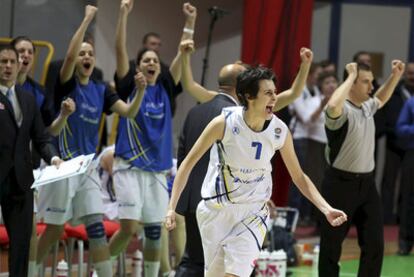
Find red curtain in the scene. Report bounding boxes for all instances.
[241,0,314,206]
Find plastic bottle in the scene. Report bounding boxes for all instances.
[312,244,320,275]
[255,250,270,276]
[56,259,69,277]
[267,250,287,277]
[131,249,143,277]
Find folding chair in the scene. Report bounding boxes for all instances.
[268,207,299,252]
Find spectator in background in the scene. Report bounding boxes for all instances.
[320,59,337,75]
[353,51,381,92]
[380,62,414,224]
[288,62,323,225]
[122,21,185,116]
[305,72,338,224]
[395,89,414,255]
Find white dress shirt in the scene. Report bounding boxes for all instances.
[0,84,23,126]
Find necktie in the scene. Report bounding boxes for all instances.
[6,88,14,109]
[5,88,22,126]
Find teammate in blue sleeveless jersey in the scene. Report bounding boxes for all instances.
[108,1,197,275]
[12,36,76,158]
[166,66,348,277]
[35,6,146,277]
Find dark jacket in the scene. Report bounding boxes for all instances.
[0,85,58,192]
[176,93,237,214]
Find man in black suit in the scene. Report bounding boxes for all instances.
[0,44,62,277]
[174,44,313,276]
[175,63,243,276]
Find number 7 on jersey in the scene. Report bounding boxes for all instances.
[251,141,262,160]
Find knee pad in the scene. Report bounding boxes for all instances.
[82,214,107,248]
[144,224,162,249]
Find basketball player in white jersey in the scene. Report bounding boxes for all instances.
[165,66,348,277]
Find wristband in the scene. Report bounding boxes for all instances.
[183,27,194,34]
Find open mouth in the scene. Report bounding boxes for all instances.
[266,106,273,113]
[83,62,91,70]
[147,69,156,76]
[22,61,29,66]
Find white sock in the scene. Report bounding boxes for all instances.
[28,261,37,277]
[144,261,160,277]
[94,260,113,277]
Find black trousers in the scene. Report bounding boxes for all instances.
[399,150,414,249]
[319,167,384,277]
[0,171,33,277]
[175,212,204,277]
[380,148,403,224]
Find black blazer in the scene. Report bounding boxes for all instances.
[176,93,237,214]
[0,85,58,191]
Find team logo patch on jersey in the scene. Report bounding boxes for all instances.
[274,128,281,139]
[232,126,240,135]
[46,207,66,213]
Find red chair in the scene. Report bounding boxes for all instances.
[0,225,9,272]
[0,225,9,245]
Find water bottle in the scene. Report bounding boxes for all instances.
[255,250,270,276]
[312,244,320,275]
[56,259,69,277]
[268,250,287,277]
[131,249,143,277]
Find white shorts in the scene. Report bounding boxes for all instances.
[33,190,38,214]
[113,158,169,223]
[99,170,118,220]
[196,201,269,277]
[37,168,104,226]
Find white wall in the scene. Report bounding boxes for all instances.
[311,2,411,82]
[339,4,410,82]
[311,3,332,61]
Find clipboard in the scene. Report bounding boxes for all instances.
[31,154,96,188]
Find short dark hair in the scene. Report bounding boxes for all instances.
[309,62,321,75]
[317,72,338,90]
[319,59,335,68]
[352,51,370,62]
[142,32,161,45]
[343,63,371,81]
[0,44,19,60]
[135,47,159,65]
[11,36,36,53]
[236,66,276,108]
[84,32,95,47]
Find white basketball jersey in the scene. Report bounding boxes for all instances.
[201,106,288,207]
